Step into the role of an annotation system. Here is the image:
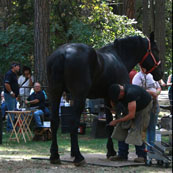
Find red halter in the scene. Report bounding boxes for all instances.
[139,38,161,74]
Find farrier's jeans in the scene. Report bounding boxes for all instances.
[118,141,146,159]
[4,93,16,131]
[147,102,160,149]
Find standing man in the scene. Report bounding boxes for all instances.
[108,84,152,163]
[129,69,137,84]
[4,62,20,132]
[132,67,161,149]
[18,66,34,107]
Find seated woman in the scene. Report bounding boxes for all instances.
[25,82,50,130]
[1,91,8,120]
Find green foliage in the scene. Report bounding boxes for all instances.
[7,0,34,25]
[59,0,143,48]
[2,0,171,80]
[0,24,34,76]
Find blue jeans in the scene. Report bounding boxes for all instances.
[4,93,16,131]
[44,107,50,117]
[118,141,146,159]
[34,110,44,127]
[1,102,8,118]
[147,103,159,149]
[168,88,172,114]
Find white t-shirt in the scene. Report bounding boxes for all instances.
[18,75,34,96]
[132,71,160,92]
[1,91,5,104]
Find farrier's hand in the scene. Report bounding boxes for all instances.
[109,120,119,126]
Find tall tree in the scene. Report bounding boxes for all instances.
[123,0,135,19]
[142,0,150,36]
[34,0,50,86]
[154,0,166,72]
[150,0,155,32]
[142,0,166,73]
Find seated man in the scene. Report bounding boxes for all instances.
[25,82,50,129]
[108,84,152,163]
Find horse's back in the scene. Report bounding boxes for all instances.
[47,43,99,96]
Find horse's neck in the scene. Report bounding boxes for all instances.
[116,37,147,72]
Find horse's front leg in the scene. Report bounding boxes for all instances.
[70,98,85,166]
[105,100,117,159]
[50,98,61,164]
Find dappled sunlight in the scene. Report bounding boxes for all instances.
[80,147,104,154]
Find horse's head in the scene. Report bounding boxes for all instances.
[139,32,163,81]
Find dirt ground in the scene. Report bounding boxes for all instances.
[0,158,172,173]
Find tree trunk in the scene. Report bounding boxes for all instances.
[34,0,50,86]
[150,0,155,32]
[0,0,11,29]
[123,0,135,19]
[154,0,165,72]
[142,0,150,36]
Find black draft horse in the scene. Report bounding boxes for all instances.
[47,32,163,166]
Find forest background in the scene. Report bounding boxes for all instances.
[0,0,172,86]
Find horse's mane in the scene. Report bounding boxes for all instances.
[97,43,115,53]
[97,36,145,54]
[114,36,145,49]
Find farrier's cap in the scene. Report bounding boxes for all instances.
[108,84,120,103]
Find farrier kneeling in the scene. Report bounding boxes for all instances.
[108,84,152,162]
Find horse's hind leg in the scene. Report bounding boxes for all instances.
[105,99,117,159]
[70,97,86,166]
[49,85,63,164]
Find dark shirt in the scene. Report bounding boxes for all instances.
[27,91,45,111]
[119,84,151,112]
[4,70,19,97]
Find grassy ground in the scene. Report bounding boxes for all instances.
[0,127,172,173]
[0,127,115,157]
[0,124,172,172]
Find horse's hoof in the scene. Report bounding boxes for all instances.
[73,159,86,167]
[71,152,75,158]
[106,151,117,159]
[50,156,61,164]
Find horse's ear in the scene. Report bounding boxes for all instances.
[149,32,154,42]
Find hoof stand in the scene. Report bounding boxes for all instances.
[74,159,86,167]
